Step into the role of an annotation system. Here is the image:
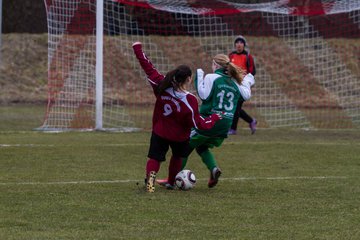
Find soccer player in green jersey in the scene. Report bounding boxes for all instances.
[158,53,255,188]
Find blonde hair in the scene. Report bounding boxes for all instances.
[213,54,246,84]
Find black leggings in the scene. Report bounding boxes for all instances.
[230,100,253,130]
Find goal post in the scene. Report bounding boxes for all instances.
[96,0,104,130]
[38,0,360,131]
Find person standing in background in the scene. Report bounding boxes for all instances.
[228,35,257,135]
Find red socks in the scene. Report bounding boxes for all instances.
[168,156,182,185]
[146,158,160,178]
[145,156,182,186]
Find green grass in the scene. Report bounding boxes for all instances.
[0,104,46,131]
[1,127,360,239]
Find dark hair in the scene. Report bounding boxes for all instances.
[156,65,192,95]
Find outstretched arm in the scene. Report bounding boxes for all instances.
[132,42,164,86]
[187,94,221,130]
[238,73,255,101]
[194,69,216,100]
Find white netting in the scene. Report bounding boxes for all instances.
[263,11,360,128]
[39,0,360,131]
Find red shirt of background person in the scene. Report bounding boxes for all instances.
[229,44,255,76]
[132,42,221,192]
[228,35,257,135]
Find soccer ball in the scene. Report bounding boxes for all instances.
[175,169,196,190]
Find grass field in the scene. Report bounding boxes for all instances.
[1,105,360,239]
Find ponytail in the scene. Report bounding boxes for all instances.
[227,62,246,84]
[213,54,246,84]
[156,65,192,95]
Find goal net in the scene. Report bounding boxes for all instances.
[39,0,360,131]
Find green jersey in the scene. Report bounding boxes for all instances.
[194,68,244,137]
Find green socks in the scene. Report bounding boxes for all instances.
[181,150,216,171]
[181,157,188,170]
[200,150,217,171]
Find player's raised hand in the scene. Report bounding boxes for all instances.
[196,68,204,76]
[132,42,142,47]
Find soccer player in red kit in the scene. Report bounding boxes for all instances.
[132,42,221,192]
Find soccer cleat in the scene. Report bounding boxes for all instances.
[228,129,237,135]
[208,167,222,188]
[163,183,175,190]
[156,178,169,186]
[146,171,156,193]
[156,179,175,190]
[249,119,257,135]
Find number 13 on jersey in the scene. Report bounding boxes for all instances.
[217,90,234,111]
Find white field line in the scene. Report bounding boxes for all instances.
[0,176,349,186]
[1,141,359,148]
[0,143,146,147]
[0,144,56,147]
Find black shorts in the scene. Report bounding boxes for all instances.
[148,132,190,162]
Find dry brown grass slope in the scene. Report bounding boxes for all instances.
[0,34,48,104]
[0,34,359,107]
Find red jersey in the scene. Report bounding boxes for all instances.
[133,44,219,142]
[229,50,256,75]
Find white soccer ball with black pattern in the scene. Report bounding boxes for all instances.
[175,169,196,190]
